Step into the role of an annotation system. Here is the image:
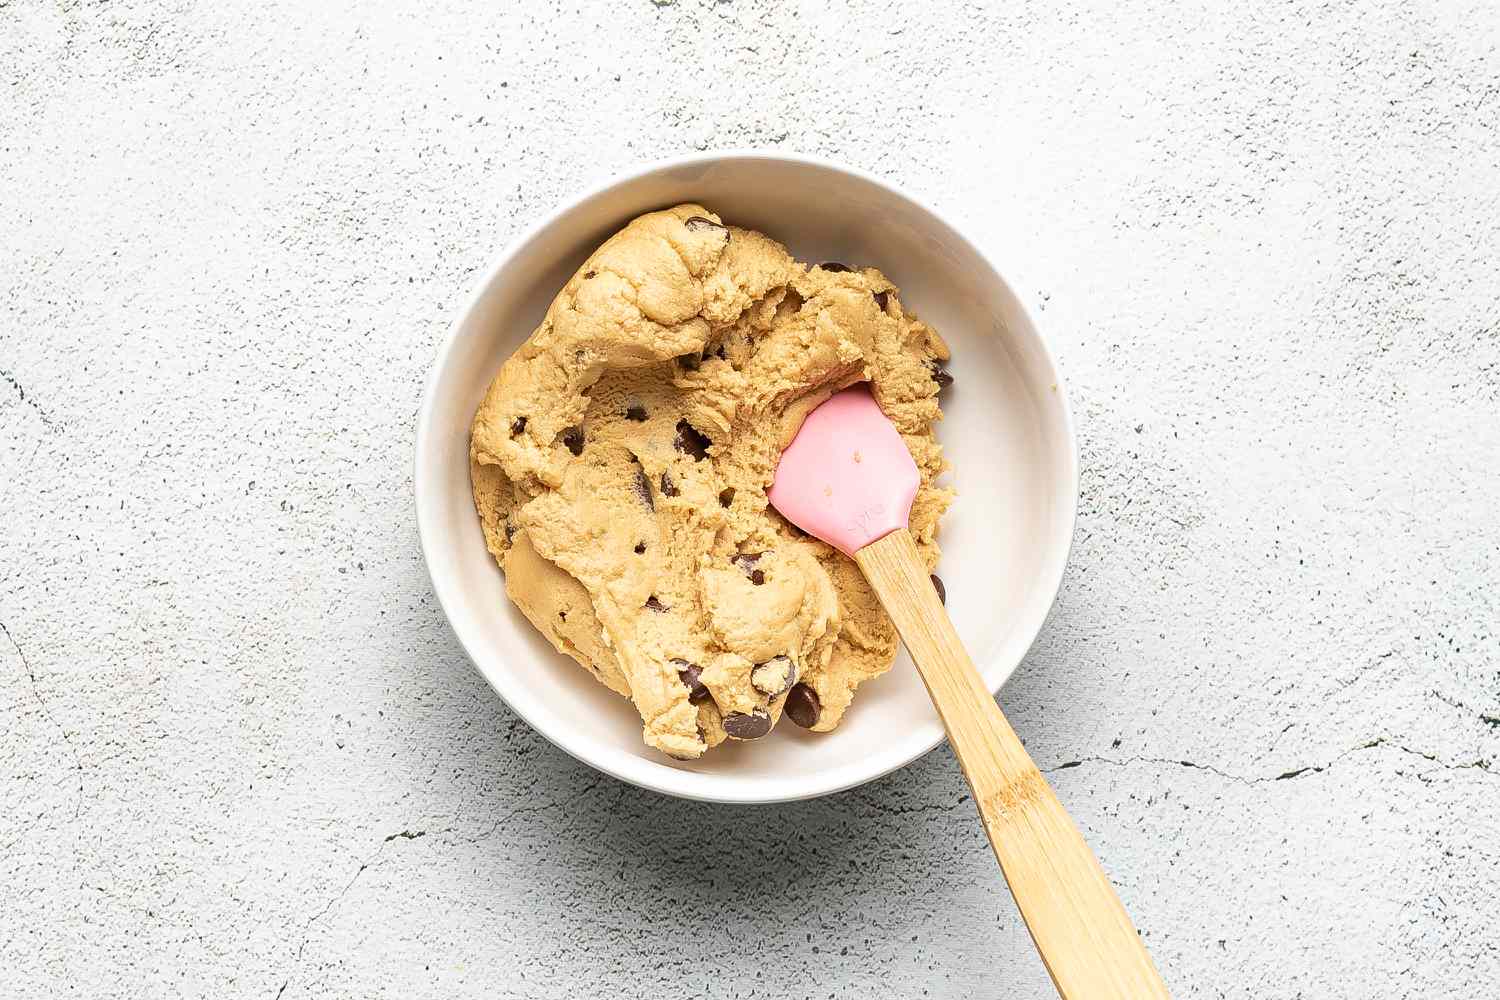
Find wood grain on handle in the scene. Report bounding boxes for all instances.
[854,529,1170,1000]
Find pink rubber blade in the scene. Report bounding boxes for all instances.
[768,384,919,556]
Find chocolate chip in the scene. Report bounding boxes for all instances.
[674,421,711,461]
[820,261,852,273]
[503,520,517,543]
[625,402,648,422]
[634,542,646,554]
[751,656,796,697]
[718,487,735,508]
[676,352,702,372]
[927,359,954,390]
[645,596,667,613]
[673,659,710,703]
[561,426,584,456]
[633,468,654,510]
[660,472,679,497]
[733,553,764,585]
[930,574,946,605]
[873,290,889,310]
[510,416,527,436]
[583,270,597,279]
[784,683,821,729]
[723,709,772,740]
[684,215,728,236]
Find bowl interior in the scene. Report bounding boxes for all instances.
[417,155,1076,803]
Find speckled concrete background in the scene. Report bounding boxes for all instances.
[2,1,1497,997]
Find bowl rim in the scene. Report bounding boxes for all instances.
[414,148,1079,804]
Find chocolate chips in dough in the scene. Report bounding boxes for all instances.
[469,205,953,759]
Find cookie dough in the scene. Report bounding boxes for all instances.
[469,205,953,759]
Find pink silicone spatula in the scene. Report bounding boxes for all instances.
[770,385,1169,1000]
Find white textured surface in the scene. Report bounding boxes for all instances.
[2,1,1497,997]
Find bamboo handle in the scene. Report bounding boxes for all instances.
[854,528,1170,999]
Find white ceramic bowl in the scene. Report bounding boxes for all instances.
[415,151,1077,804]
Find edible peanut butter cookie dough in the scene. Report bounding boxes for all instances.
[469,205,954,759]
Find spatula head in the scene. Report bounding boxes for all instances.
[768,384,919,556]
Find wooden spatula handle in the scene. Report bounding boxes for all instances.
[854,529,1170,999]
